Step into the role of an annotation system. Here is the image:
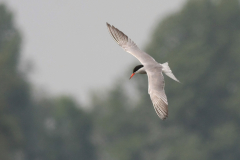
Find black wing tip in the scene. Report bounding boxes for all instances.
[159,113,168,120]
[162,115,168,120]
[106,23,112,30]
[105,23,129,46]
[106,23,115,29]
[106,23,119,44]
[105,23,118,33]
[106,22,114,32]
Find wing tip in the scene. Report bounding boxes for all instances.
[106,22,112,31]
[152,96,168,120]
[106,22,129,46]
[160,113,168,120]
[161,115,168,120]
[106,22,120,44]
[153,105,168,120]
[106,22,111,27]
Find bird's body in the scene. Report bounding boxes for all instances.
[106,23,180,120]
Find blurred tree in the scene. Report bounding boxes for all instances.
[35,96,96,160]
[91,0,240,159]
[142,1,240,159]
[0,4,96,160]
[0,4,32,160]
[91,83,152,160]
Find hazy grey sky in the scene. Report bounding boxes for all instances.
[1,0,186,104]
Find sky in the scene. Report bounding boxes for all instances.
[1,0,186,104]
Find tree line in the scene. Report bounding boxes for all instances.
[1,0,240,159]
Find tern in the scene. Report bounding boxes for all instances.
[106,23,180,120]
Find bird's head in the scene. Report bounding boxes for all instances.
[129,65,145,79]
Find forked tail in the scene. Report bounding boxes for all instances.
[161,62,180,83]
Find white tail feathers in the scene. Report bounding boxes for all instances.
[161,62,180,83]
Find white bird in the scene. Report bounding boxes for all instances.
[106,23,180,120]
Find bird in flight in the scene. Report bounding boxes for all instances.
[106,23,180,120]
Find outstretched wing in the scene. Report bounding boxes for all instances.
[147,68,168,120]
[106,23,156,65]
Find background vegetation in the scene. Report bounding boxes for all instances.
[1,0,240,159]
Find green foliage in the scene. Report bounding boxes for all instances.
[0,4,30,160]
[0,4,96,160]
[142,0,240,158]
[35,96,96,160]
[91,84,150,160]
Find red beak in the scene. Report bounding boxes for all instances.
[129,73,135,79]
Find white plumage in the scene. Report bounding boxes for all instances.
[107,23,180,120]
